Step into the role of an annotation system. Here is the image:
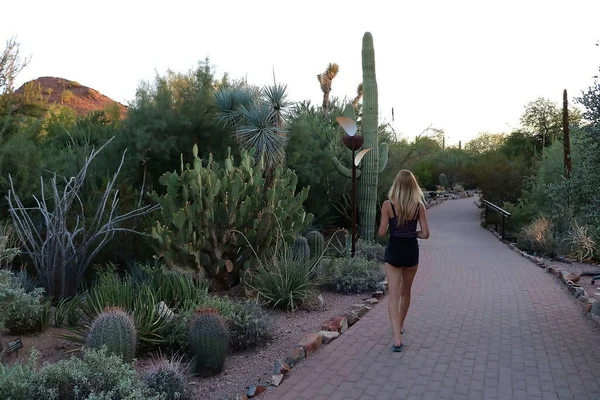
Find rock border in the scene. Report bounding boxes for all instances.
[424,190,477,209]
[486,227,600,328]
[233,281,388,399]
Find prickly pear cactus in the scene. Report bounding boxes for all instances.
[86,307,137,362]
[291,236,310,261]
[306,230,325,259]
[149,146,313,288]
[187,308,229,377]
[331,32,388,240]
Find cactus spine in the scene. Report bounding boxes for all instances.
[291,236,310,261]
[188,308,228,377]
[86,307,137,362]
[306,230,325,258]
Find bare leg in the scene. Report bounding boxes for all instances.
[399,265,419,332]
[385,263,403,347]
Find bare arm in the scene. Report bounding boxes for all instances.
[416,202,430,239]
[378,200,390,237]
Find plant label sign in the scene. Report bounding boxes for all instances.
[7,338,23,354]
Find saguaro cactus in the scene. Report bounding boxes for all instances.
[563,89,572,177]
[331,32,388,240]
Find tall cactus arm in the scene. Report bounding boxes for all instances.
[379,142,388,173]
[332,157,361,178]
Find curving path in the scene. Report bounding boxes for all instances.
[264,197,600,400]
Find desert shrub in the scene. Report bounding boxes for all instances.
[226,300,273,352]
[284,103,349,226]
[35,347,153,400]
[149,145,312,289]
[160,308,194,354]
[0,269,47,334]
[518,215,556,256]
[0,222,19,268]
[141,354,189,400]
[118,60,237,192]
[0,132,44,218]
[0,348,38,399]
[356,239,385,262]
[0,347,155,400]
[161,297,273,354]
[328,257,385,294]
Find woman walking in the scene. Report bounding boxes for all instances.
[378,169,430,352]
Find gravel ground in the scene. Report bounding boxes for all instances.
[188,290,366,400]
[549,259,600,302]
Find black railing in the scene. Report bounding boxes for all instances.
[482,199,514,241]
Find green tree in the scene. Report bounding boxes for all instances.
[464,132,507,154]
[520,97,582,148]
[285,101,348,227]
[118,59,236,191]
[0,36,31,95]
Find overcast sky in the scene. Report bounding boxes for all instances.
[3,0,599,144]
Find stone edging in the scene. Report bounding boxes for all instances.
[486,227,600,328]
[235,282,389,399]
[425,190,477,209]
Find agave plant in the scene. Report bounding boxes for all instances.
[562,221,597,262]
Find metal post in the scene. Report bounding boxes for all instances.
[351,149,357,258]
[501,215,505,240]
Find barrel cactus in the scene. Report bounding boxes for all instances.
[187,308,229,376]
[86,307,137,362]
[142,354,189,400]
[439,173,449,189]
[291,236,310,261]
[306,230,325,259]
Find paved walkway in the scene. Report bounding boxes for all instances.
[265,197,600,400]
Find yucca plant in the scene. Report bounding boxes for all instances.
[562,221,597,262]
[214,82,293,170]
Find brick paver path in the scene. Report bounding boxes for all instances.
[265,197,600,400]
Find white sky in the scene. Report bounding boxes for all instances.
[3,0,599,144]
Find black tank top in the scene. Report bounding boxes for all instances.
[389,202,419,238]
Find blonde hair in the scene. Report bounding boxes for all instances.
[388,169,424,226]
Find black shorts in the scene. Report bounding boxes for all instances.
[385,237,419,268]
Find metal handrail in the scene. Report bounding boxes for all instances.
[481,199,512,241]
[481,199,511,218]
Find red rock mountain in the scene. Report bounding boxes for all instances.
[14,76,127,117]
